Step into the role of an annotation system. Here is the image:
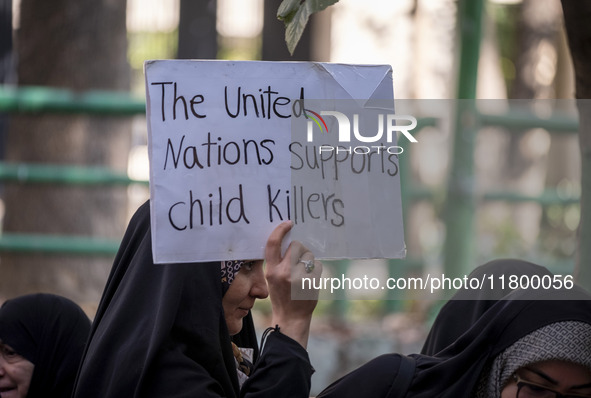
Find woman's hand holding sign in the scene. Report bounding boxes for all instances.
[265,221,322,349]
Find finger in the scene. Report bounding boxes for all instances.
[292,260,323,301]
[265,220,293,265]
[289,241,310,266]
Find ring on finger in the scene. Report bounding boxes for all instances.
[299,259,315,273]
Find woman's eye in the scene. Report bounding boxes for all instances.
[521,383,551,396]
[1,345,18,358]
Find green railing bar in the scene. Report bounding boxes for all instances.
[0,86,146,115]
[405,186,435,201]
[407,185,579,206]
[0,233,120,256]
[482,190,580,206]
[479,111,579,132]
[415,116,438,130]
[0,162,148,186]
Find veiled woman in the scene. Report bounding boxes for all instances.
[73,200,321,398]
[0,293,91,398]
[421,259,554,356]
[317,268,591,397]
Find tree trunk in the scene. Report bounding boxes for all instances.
[511,0,562,99]
[561,0,591,288]
[177,0,217,59]
[0,0,12,162]
[504,0,562,251]
[1,0,131,311]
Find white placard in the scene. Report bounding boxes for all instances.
[145,60,405,263]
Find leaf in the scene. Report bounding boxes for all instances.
[277,0,339,55]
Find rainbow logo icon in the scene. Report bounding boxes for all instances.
[304,109,328,134]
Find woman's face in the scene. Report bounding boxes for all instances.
[0,341,34,398]
[501,360,591,398]
[222,260,268,335]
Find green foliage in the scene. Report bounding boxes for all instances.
[539,203,580,259]
[127,30,178,94]
[491,217,526,257]
[349,300,387,320]
[217,37,261,61]
[489,2,520,94]
[277,0,339,55]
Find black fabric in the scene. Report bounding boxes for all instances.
[389,355,416,396]
[241,330,314,398]
[320,354,403,397]
[421,259,553,356]
[317,283,591,398]
[0,293,91,398]
[72,200,313,398]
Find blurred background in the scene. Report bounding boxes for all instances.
[0,0,586,394]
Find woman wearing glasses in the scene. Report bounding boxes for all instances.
[316,274,591,398]
[0,293,91,398]
[500,361,591,398]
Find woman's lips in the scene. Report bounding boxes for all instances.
[238,307,251,316]
[0,386,17,396]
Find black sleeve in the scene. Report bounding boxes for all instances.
[316,354,404,398]
[240,329,314,398]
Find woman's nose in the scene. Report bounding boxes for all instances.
[251,269,269,299]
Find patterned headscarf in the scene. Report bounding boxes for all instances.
[221,260,245,295]
[476,321,591,397]
[221,259,254,385]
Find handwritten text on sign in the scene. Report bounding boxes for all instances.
[145,60,405,263]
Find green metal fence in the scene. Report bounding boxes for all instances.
[443,0,580,281]
[0,0,583,308]
[0,85,147,256]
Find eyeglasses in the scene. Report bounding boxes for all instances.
[0,343,24,364]
[514,374,591,398]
